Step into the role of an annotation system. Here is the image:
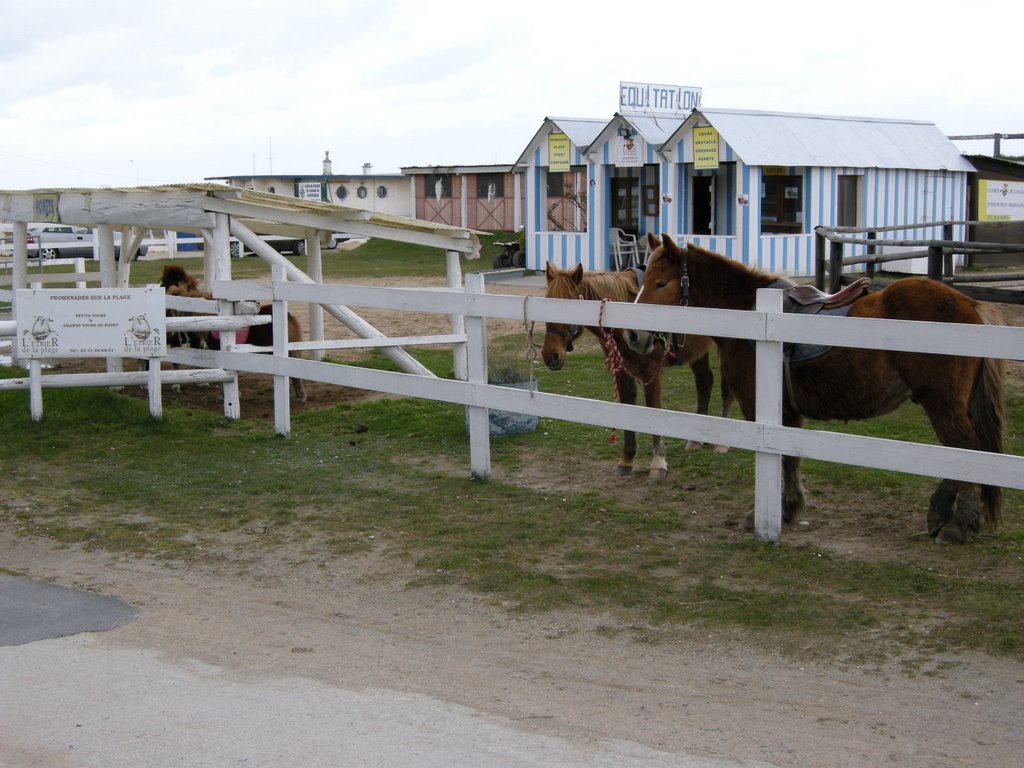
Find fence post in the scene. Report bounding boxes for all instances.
[942,222,954,278]
[271,263,291,438]
[814,228,826,290]
[447,250,468,381]
[927,245,944,281]
[305,230,325,362]
[754,288,784,542]
[829,240,844,292]
[866,230,876,283]
[464,272,491,480]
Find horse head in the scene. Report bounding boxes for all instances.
[624,234,689,355]
[541,262,585,370]
[159,264,198,292]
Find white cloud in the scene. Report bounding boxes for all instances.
[1,0,1021,189]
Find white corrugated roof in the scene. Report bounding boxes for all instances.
[513,118,606,168]
[691,109,974,172]
[618,113,686,147]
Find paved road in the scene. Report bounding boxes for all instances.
[0,575,766,768]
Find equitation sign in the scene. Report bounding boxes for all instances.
[15,286,166,359]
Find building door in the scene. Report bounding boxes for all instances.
[611,177,640,234]
[692,176,713,235]
[838,175,859,227]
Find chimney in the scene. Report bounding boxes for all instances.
[362,163,372,175]
[322,151,333,176]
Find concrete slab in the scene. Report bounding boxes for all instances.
[0,574,138,647]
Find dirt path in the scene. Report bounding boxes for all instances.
[2,527,1021,768]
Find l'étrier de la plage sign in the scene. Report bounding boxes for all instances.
[16,286,166,359]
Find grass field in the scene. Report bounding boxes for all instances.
[2,242,1022,662]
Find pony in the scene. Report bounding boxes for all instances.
[159,264,307,403]
[542,261,731,478]
[625,234,1006,543]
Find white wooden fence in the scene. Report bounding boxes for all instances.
[3,270,1024,542]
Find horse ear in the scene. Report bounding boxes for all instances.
[662,233,684,258]
[545,261,558,283]
[647,232,660,250]
[570,263,584,283]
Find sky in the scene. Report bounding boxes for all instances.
[1,0,1021,190]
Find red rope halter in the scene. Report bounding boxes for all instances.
[598,298,624,444]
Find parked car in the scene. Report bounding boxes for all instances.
[229,232,357,257]
[25,224,147,260]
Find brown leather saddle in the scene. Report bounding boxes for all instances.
[764,277,872,364]
[777,277,872,315]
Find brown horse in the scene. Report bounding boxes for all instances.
[625,234,1006,543]
[159,264,307,403]
[542,262,730,478]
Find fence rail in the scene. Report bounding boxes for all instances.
[4,274,1024,542]
[814,221,1024,292]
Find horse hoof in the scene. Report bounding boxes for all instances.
[684,440,703,451]
[933,522,971,545]
[613,465,633,476]
[648,467,668,480]
[713,445,730,454]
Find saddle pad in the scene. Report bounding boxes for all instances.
[787,305,852,363]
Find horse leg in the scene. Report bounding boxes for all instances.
[613,371,639,476]
[781,454,806,523]
[714,354,733,454]
[913,365,996,543]
[287,314,307,403]
[685,354,713,450]
[640,373,668,478]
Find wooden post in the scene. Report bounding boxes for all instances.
[814,228,826,290]
[942,222,954,279]
[11,221,27,368]
[754,288,784,543]
[305,230,325,362]
[866,230,876,283]
[271,263,291,438]
[97,225,122,377]
[927,245,944,281]
[829,239,844,293]
[447,249,468,381]
[464,272,491,480]
[209,213,240,419]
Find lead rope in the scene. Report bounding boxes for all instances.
[598,298,623,444]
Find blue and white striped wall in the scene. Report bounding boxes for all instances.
[522,123,969,277]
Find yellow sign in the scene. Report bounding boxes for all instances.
[764,166,787,176]
[979,179,1024,221]
[548,132,570,172]
[693,127,719,169]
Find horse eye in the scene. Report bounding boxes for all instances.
[655,281,668,289]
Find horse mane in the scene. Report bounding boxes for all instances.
[545,262,638,303]
[159,264,200,293]
[649,237,777,309]
[581,271,638,302]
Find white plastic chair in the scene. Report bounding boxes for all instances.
[609,227,640,271]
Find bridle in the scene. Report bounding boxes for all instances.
[633,245,690,364]
[544,280,587,352]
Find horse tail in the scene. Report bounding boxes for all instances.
[971,303,1007,527]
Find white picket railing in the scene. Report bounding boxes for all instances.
[3,272,1024,541]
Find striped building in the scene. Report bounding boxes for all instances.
[516,107,974,276]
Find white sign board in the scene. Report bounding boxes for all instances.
[979,179,1024,221]
[297,182,324,201]
[619,81,702,117]
[615,134,643,167]
[15,286,166,359]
